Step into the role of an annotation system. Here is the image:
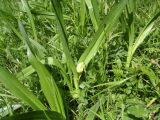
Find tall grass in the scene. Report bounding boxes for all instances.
[0,0,160,119]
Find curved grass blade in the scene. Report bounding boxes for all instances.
[141,67,160,88]
[51,0,79,93]
[28,52,66,119]
[0,67,46,110]
[50,0,76,73]
[1,18,46,60]
[1,110,65,120]
[125,0,135,68]
[126,11,160,67]
[78,0,128,67]
[21,0,37,41]
[85,0,99,31]
[16,57,72,91]
[93,75,135,88]
[18,21,65,118]
[47,57,72,91]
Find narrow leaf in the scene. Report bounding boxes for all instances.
[141,67,160,87]
[85,95,105,120]
[51,0,79,92]
[16,57,72,91]
[85,0,99,31]
[21,0,37,41]
[0,67,46,110]
[80,0,86,33]
[78,0,128,66]
[18,21,65,118]
[51,0,76,73]
[126,11,160,67]
[126,0,135,67]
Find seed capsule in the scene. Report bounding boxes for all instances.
[76,62,85,73]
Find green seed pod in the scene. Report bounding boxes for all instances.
[76,62,85,73]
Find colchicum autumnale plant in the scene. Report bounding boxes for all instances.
[0,0,160,119]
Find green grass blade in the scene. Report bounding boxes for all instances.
[0,67,46,110]
[141,67,159,88]
[85,0,99,31]
[16,57,72,91]
[16,20,46,59]
[4,20,46,60]
[47,57,72,91]
[134,11,160,51]
[28,53,66,118]
[125,0,136,67]
[50,0,76,72]
[78,0,128,69]
[91,0,100,24]
[126,11,160,67]
[16,65,35,80]
[0,10,25,43]
[79,0,86,33]
[18,21,65,118]
[51,0,79,93]
[85,95,105,120]
[21,0,37,41]
[93,76,135,88]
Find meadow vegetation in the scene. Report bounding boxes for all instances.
[0,0,160,119]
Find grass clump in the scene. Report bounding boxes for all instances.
[0,0,160,119]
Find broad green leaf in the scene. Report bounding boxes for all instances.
[1,110,65,120]
[18,21,66,118]
[127,105,149,118]
[0,67,46,110]
[78,0,128,67]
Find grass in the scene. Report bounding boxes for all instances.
[0,0,160,119]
